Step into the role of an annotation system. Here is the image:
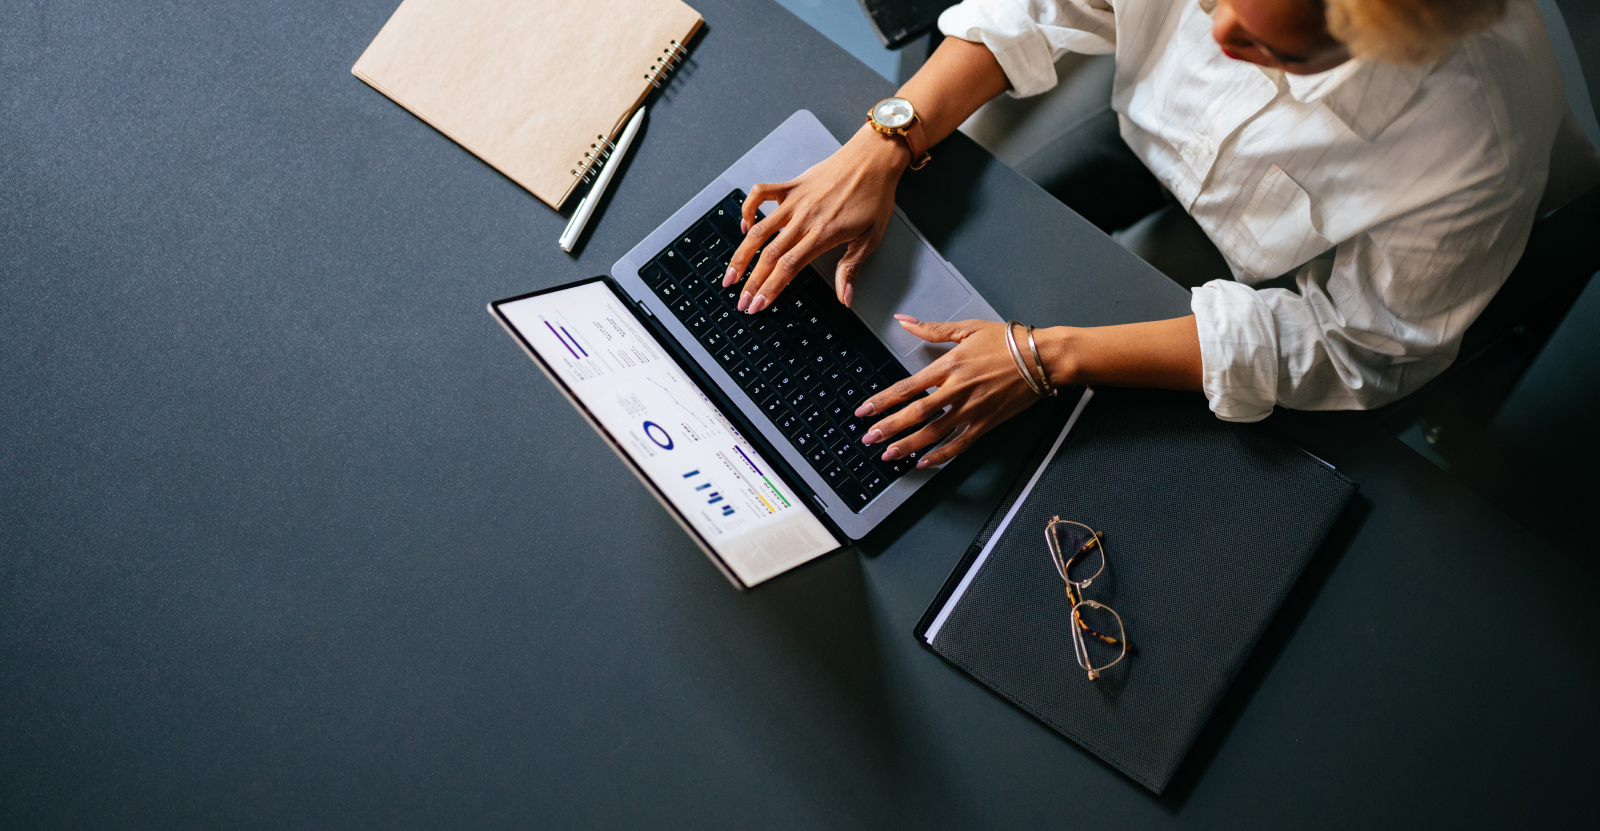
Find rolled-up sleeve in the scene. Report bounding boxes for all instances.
[1191,178,1541,422]
[938,0,1117,97]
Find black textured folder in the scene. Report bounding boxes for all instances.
[915,387,1357,793]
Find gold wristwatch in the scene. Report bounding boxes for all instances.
[868,96,931,170]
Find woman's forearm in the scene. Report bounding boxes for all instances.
[1037,316,1205,392]
[894,37,1011,147]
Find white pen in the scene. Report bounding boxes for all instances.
[559,106,647,252]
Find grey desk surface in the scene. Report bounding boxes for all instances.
[2,1,1596,828]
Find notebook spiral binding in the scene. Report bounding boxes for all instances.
[569,39,688,183]
[570,135,617,184]
[643,39,688,90]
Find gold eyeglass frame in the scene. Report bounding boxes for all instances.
[1045,517,1129,680]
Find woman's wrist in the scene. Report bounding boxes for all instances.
[850,122,913,173]
[1032,325,1082,389]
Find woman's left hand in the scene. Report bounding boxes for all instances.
[855,316,1046,468]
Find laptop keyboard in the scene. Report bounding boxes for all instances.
[637,189,934,512]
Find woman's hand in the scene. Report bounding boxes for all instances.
[723,123,909,314]
[856,315,1206,467]
[856,316,1045,468]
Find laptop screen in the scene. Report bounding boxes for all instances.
[493,279,840,587]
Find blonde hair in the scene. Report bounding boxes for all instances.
[1325,0,1507,64]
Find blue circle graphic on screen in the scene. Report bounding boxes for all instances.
[642,421,674,450]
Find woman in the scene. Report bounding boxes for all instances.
[722,0,1563,469]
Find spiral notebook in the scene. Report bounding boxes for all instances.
[352,0,703,209]
[916,387,1357,793]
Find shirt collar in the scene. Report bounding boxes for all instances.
[1282,57,1435,141]
[1196,0,1433,142]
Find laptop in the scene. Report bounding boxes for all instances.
[490,110,1002,588]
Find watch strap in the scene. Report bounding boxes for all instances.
[904,115,931,170]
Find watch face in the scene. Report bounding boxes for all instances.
[872,97,914,129]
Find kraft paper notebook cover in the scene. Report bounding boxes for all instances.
[353,0,703,209]
[916,387,1357,793]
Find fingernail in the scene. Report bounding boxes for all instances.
[740,219,749,234]
[723,267,737,287]
[893,314,919,324]
[854,402,876,417]
[737,292,751,312]
[862,429,882,444]
[842,283,854,307]
[747,295,768,314]
[916,458,931,469]
[882,446,903,461]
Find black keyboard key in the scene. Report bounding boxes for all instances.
[797,367,823,392]
[817,422,842,447]
[846,453,873,480]
[685,314,711,337]
[726,321,753,348]
[837,478,872,512]
[805,442,831,468]
[781,293,814,319]
[729,361,758,387]
[785,386,810,411]
[800,406,828,427]
[660,249,694,282]
[672,235,699,262]
[791,430,815,450]
[745,342,773,368]
[821,361,848,389]
[714,343,742,368]
[744,375,771,401]
[692,222,725,252]
[756,393,785,422]
[691,250,717,277]
[770,374,794,396]
[669,295,697,320]
[655,279,684,303]
[861,470,889,495]
[838,415,865,439]
[639,263,671,290]
[708,203,742,238]
[810,383,836,407]
[747,315,776,337]
[846,360,874,379]
[709,307,737,330]
[776,410,803,437]
[821,463,847,488]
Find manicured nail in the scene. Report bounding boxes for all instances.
[884,446,904,461]
[916,457,931,469]
[740,219,749,234]
[862,429,882,444]
[747,294,768,314]
[854,402,876,417]
[894,314,919,324]
[723,266,738,287]
[842,283,854,307]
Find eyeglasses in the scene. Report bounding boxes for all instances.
[1046,517,1130,680]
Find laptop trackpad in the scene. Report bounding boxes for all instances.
[813,212,972,358]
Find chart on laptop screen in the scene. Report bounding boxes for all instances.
[497,281,838,586]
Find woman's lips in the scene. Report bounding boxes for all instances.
[1221,46,1242,60]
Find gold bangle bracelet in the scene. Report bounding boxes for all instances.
[1004,320,1045,397]
[1026,324,1057,397]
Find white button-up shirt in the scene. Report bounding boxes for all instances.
[939,0,1564,421]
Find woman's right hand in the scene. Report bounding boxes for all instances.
[723,122,911,314]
